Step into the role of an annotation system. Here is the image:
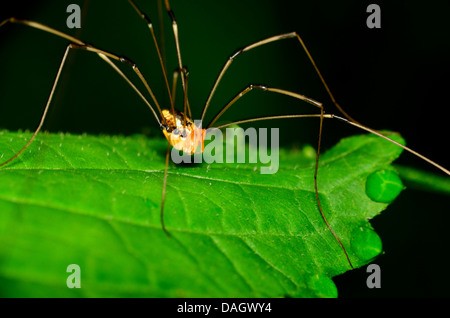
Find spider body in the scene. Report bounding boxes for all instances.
[161,109,205,154]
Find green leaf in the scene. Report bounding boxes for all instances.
[0,130,404,297]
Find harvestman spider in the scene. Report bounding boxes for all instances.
[0,0,449,269]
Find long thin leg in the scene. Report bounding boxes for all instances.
[96,52,160,123]
[207,86,353,268]
[157,0,166,68]
[216,113,450,177]
[214,114,330,129]
[171,66,192,120]
[163,0,189,122]
[209,83,450,267]
[207,84,322,129]
[201,32,358,124]
[201,30,449,267]
[0,22,162,167]
[71,45,164,120]
[181,67,192,122]
[313,107,354,268]
[1,16,178,237]
[182,69,190,124]
[1,17,164,123]
[0,44,71,168]
[160,141,172,236]
[208,81,450,177]
[128,0,175,112]
[1,17,84,44]
[171,68,180,105]
[333,116,450,176]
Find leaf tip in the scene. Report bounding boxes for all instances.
[306,274,338,298]
[351,226,383,263]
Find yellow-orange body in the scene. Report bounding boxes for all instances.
[161,109,205,155]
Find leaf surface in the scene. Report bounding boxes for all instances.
[0,130,405,297]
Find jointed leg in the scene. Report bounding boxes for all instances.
[128,0,175,112]
[163,0,189,123]
[75,45,163,121]
[221,114,450,176]
[171,66,192,120]
[0,44,71,168]
[171,68,180,105]
[0,21,164,167]
[207,84,323,129]
[163,0,186,91]
[96,51,160,123]
[207,85,354,268]
[334,116,450,176]
[1,17,164,124]
[1,17,84,45]
[160,141,172,236]
[200,32,358,124]
[202,32,450,176]
[209,80,449,267]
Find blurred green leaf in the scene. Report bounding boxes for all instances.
[394,165,450,195]
[0,130,405,297]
